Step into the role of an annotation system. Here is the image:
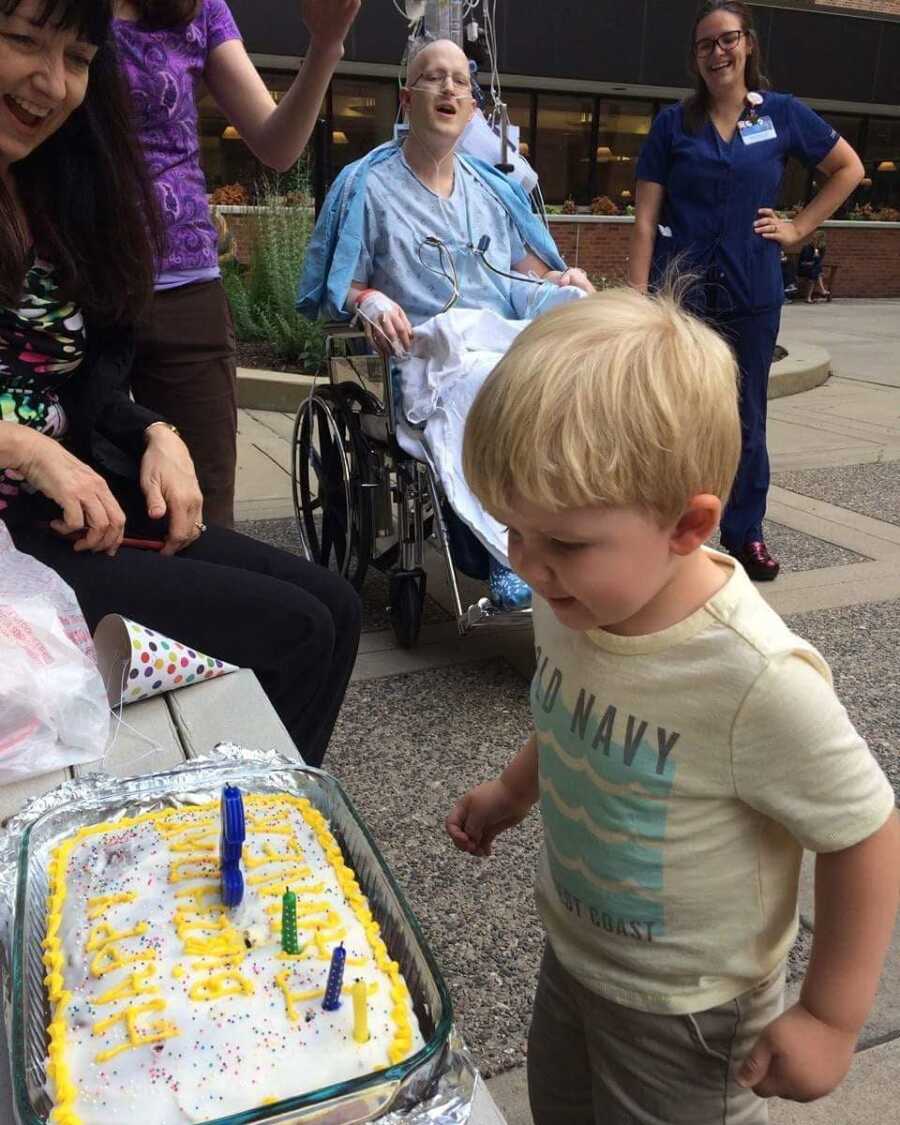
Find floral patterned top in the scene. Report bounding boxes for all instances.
[112,0,242,286]
[0,257,86,513]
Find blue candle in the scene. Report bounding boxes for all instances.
[220,785,246,907]
[322,943,346,1011]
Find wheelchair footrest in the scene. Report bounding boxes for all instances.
[458,597,533,636]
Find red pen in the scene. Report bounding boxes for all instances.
[120,537,166,551]
[36,522,166,551]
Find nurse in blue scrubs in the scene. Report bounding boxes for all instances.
[629,1,863,580]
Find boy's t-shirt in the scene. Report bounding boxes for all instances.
[531,549,894,1015]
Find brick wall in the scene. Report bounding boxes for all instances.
[810,224,900,298]
[219,208,900,299]
[548,219,633,286]
[548,217,900,298]
[814,1,900,14]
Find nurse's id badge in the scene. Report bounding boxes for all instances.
[738,115,777,145]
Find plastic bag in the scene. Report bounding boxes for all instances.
[0,522,109,781]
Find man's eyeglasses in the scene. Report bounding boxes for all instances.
[694,29,746,58]
[412,70,472,94]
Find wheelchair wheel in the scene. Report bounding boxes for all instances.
[389,570,426,649]
[292,386,374,590]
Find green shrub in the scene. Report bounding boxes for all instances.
[222,166,325,372]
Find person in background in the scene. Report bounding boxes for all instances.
[113,0,361,526]
[212,205,239,269]
[628,0,863,581]
[798,229,829,302]
[447,289,899,1125]
[779,248,797,301]
[0,0,361,766]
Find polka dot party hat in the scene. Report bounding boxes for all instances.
[93,614,238,707]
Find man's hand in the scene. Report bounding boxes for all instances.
[140,425,204,556]
[544,267,595,294]
[754,208,806,251]
[355,289,414,358]
[301,0,361,53]
[737,1003,857,1102]
[5,427,126,555]
[446,779,534,857]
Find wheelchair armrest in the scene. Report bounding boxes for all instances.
[322,319,361,336]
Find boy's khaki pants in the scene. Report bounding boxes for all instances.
[527,943,785,1125]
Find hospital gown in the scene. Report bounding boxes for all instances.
[354,148,547,324]
[354,147,583,567]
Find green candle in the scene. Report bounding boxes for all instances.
[281,887,299,955]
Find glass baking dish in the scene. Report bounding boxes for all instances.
[10,759,453,1125]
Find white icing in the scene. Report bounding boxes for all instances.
[49,797,424,1124]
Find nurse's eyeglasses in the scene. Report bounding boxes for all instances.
[693,29,747,57]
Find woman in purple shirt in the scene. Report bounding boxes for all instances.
[113,0,360,526]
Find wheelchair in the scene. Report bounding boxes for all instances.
[290,325,532,648]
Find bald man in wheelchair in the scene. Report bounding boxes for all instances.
[298,38,592,607]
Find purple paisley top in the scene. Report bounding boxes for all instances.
[112,0,241,288]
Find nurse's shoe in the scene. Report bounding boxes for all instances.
[489,558,533,609]
[730,540,780,582]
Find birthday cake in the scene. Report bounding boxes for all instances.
[42,793,424,1124]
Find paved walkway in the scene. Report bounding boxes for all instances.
[234,299,899,1124]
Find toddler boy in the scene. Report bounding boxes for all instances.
[446,288,899,1124]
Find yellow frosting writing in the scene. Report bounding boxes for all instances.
[90,943,157,979]
[85,920,148,952]
[94,968,159,1006]
[168,856,219,883]
[92,999,180,1064]
[85,892,137,920]
[242,838,301,869]
[274,971,325,1022]
[188,970,255,1002]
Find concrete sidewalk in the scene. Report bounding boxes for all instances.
[234,298,899,1125]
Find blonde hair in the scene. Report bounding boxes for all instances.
[463,287,741,524]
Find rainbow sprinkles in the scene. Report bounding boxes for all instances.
[42,794,423,1124]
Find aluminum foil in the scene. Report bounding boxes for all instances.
[0,745,482,1125]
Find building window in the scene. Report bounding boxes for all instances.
[808,114,863,216]
[503,91,534,163]
[331,79,399,175]
[593,99,653,210]
[196,72,319,200]
[534,94,594,205]
[780,112,864,214]
[862,118,900,211]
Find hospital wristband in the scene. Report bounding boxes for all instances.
[352,288,381,308]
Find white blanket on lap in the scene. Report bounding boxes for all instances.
[396,294,590,566]
[395,308,524,565]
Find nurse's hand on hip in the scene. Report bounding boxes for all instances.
[754,208,806,251]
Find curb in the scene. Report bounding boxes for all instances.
[768,339,831,400]
[237,338,831,413]
[237,367,316,412]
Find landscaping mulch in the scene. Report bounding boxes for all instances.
[235,340,307,375]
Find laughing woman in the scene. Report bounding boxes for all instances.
[629,1,863,580]
[0,0,360,765]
